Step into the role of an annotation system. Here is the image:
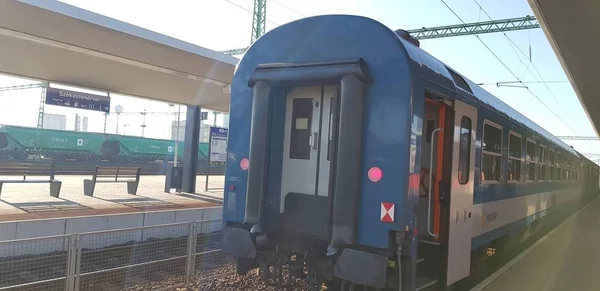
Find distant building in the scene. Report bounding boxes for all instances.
[200,123,210,143]
[82,117,88,132]
[43,113,67,130]
[74,115,81,131]
[170,120,215,142]
[222,114,229,129]
[171,120,185,141]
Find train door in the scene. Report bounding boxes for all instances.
[279,86,338,237]
[445,100,477,286]
[415,97,451,290]
[418,98,448,241]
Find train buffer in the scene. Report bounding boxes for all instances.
[84,166,141,196]
[0,161,62,197]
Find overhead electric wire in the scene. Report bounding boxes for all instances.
[473,0,566,109]
[471,0,595,148]
[224,0,280,26]
[478,80,569,86]
[269,2,300,20]
[271,0,306,17]
[439,0,579,136]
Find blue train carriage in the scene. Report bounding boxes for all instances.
[221,15,600,290]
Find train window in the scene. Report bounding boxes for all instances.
[566,157,569,179]
[508,132,522,181]
[289,98,313,160]
[458,117,472,184]
[548,150,555,180]
[567,157,571,180]
[560,154,565,180]
[538,145,547,181]
[556,153,563,181]
[562,156,567,180]
[563,155,568,180]
[425,120,435,142]
[525,139,536,181]
[559,152,564,180]
[482,121,502,182]
[447,68,473,94]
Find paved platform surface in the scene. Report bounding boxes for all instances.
[0,175,224,221]
[479,197,600,291]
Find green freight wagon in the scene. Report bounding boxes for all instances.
[0,125,107,161]
[1,125,212,164]
[103,135,175,162]
[101,134,209,163]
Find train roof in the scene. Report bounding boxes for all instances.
[397,34,578,156]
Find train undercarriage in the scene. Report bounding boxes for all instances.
[231,196,588,291]
[235,230,402,291]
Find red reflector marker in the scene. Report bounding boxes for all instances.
[368,167,383,183]
[240,158,249,171]
[381,202,395,223]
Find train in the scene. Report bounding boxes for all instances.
[220,15,600,290]
[0,125,209,163]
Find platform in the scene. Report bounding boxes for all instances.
[0,174,224,221]
[476,196,600,291]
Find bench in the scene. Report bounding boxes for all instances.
[0,161,62,197]
[84,166,141,196]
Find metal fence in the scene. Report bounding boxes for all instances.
[0,220,233,291]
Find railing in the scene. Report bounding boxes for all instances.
[0,220,233,291]
[0,160,226,176]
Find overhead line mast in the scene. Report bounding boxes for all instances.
[408,16,538,40]
[251,0,267,44]
[220,14,540,55]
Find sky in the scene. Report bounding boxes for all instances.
[0,0,598,156]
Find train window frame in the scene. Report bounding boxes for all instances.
[556,152,563,181]
[568,157,573,180]
[563,154,568,181]
[538,144,547,181]
[566,156,571,181]
[458,116,472,185]
[571,158,576,181]
[481,120,503,184]
[525,138,537,182]
[548,149,555,181]
[289,97,314,160]
[560,153,565,181]
[507,131,522,183]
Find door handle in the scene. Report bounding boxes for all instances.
[312,132,318,150]
[427,128,443,237]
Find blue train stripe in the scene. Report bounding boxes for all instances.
[474,181,575,205]
[471,199,577,249]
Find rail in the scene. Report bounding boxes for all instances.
[0,219,233,291]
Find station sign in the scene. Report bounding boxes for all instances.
[45,87,111,113]
[209,127,228,162]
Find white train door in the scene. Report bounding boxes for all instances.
[280,86,337,212]
[446,100,477,285]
